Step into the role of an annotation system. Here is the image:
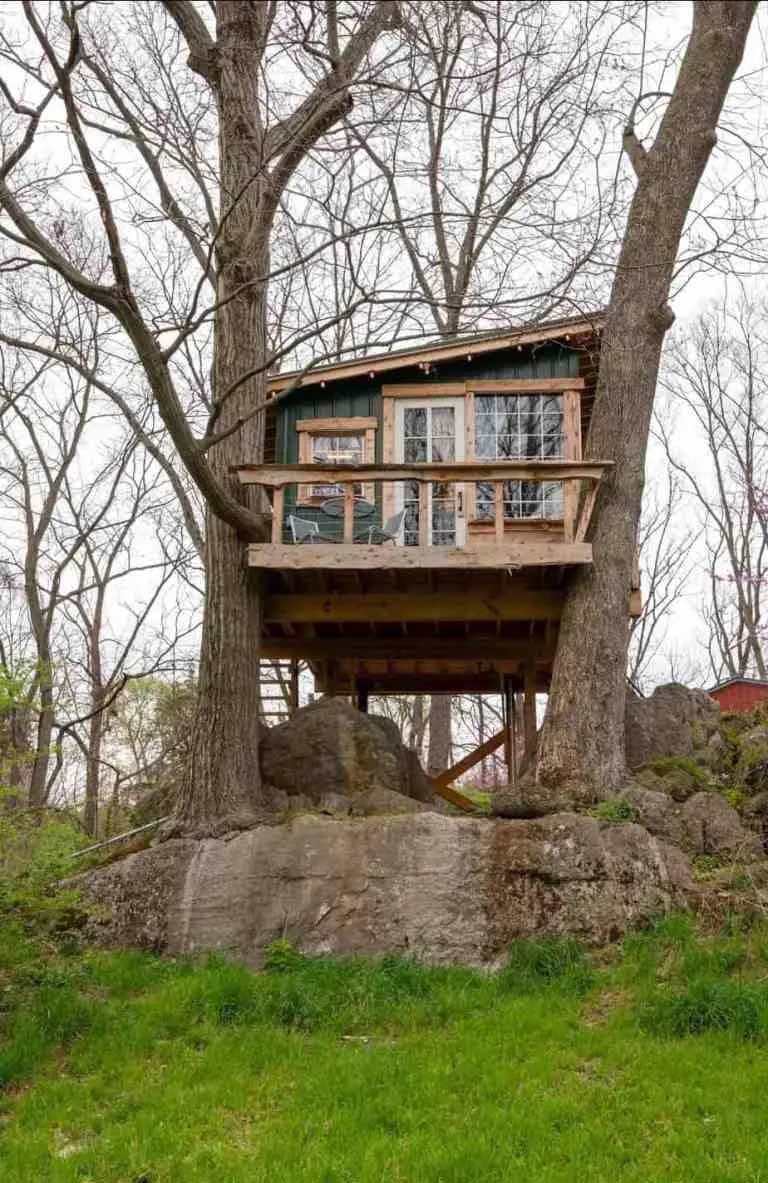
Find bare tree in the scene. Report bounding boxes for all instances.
[627,462,695,692]
[536,1,759,799]
[660,293,768,683]
[339,0,641,767]
[0,1,400,833]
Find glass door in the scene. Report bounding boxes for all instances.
[396,398,465,546]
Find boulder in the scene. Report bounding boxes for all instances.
[260,699,434,806]
[618,783,686,848]
[81,813,692,964]
[349,787,430,817]
[625,683,720,770]
[681,791,763,860]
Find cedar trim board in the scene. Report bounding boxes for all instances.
[266,316,603,393]
[248,542,592,570]
[294,416,378,432]
[381,378,585,396]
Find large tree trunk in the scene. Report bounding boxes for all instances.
[536,1,757,801]
[174,3,270,833]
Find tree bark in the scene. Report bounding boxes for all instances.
[173,2,270,832]
[536,1,758,800]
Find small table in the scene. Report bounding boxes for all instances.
[320,496,375,520]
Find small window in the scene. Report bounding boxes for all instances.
[295,416,376,504]
[310,433,364,497]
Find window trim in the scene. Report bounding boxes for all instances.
[294,416,377,504]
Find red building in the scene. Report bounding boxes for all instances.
[708,678,768,714]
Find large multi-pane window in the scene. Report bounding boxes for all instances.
[475,393,564,519]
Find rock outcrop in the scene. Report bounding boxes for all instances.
[617,784,762,860]
[261,699,434,808]
[625,683,720,770]
[82,812,691,965]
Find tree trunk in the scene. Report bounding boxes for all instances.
[173,3,270,833]
[536,1,757,800]
[27,678,53,809]
[427,694,452,775]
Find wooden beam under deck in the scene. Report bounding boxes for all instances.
[263,590,564,624]
[259,636,556,661]
[249,541,592,571]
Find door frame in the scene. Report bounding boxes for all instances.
[394,396,466,546]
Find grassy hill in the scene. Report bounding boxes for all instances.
[4,905,768,1182]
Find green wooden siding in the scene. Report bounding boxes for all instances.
[273,342,577,540]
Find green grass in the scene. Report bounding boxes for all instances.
[7,919,768,1181]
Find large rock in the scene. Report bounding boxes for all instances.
[626,683,720,770]
[260,699,434,806]
[681,791,763,861]
[618,783,686,848]
[618,783,761,860]
[82,813,691,965]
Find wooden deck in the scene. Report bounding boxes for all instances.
[235,458,614,696]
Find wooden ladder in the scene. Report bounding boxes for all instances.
[258,659,300,726]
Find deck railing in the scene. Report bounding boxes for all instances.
[235,460,612,549]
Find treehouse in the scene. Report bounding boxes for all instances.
[236,312,637,790]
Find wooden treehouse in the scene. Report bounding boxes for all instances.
[236,313,639,804]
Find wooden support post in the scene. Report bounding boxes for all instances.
[563,388,581,543]
[523,658,537,770]
[418,481,429,547]
[502,675,517,786]
[271,487,284,544]
[494,481,505,543]
[355,681,369,713]
[289,660,300,716]
[343,485,355,543]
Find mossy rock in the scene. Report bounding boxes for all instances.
[637,756,710,802]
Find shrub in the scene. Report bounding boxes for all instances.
[642,755,709,783]
[263,938,305,973]
[500,937,594,996]
[0,809,84,933]
[590,799,638,824]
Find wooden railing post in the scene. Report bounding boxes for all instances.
[343,483,355,543]
[418,481,429,547]
[563,478,575,543]
[494,481,505,543]
[271,486,284,544]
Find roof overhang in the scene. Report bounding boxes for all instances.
[267,312,605,397]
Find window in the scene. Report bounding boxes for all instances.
[310,433,364,496]
[295,417,376,503]
[474,393,564,519]
[401,404,458,546]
